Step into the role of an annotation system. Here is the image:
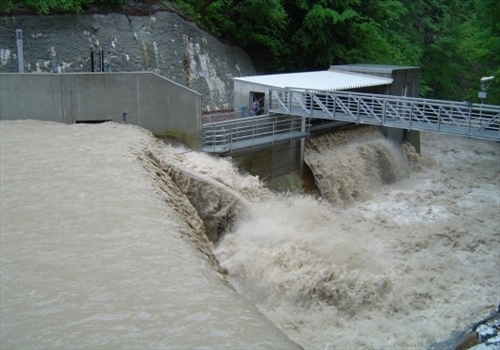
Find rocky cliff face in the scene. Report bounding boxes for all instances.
[0,12,256,111]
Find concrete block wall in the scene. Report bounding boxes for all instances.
[0,72,202,149]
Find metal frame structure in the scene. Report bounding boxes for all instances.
[202,114,308,154]
[268,88,500,141]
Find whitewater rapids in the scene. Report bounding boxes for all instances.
[1,120,498,349]
[176,125,499,349]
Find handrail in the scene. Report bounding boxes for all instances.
[202,114,308,154]
[268,88,500,141]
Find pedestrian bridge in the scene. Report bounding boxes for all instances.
[269,88,500,140]
[202,89,500,154]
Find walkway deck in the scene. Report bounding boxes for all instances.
[202,90,499,154]
[202,130,308,154]
[268,89,500,141]
[202,114,308,155]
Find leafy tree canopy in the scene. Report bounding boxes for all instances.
[0,0,123,14]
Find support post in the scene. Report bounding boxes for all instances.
[403,130,421,154]
[16,29,24,73]
[100,48,104,72]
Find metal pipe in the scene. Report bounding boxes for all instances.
[16,30,24,73]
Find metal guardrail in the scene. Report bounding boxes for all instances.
[268,88,500,141]
[202,114,309,154]
[202,111,240,124]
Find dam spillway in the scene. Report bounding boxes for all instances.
[1,120,498,349]
[0,120,300,349]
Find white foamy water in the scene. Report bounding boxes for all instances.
[0,120,299,349]
[176,128,499,349]
[304,126,410,206]
[1,120,499,350]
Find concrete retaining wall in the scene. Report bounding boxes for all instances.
[0,12,257,111]
[231,139,302,189]
[0,72,202,149]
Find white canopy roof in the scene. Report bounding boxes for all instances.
[234,70,393,91]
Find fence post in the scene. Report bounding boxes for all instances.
[356,97,360,123]
[382,100,386,125]
[467,107,472,136]
[409,103,413,127]
[438,106,441,131]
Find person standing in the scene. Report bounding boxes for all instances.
[250,100,259,116]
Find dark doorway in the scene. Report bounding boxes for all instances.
[250,92,265,116]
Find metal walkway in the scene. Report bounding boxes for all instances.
[202,114,308,154]
[268,88,500,141]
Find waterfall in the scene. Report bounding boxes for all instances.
[304,126,410,206]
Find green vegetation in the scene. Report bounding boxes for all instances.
[0,0,123,14]
[174,0,499,104]
[1,0,498,104]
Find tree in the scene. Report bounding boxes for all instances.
[176,0,288,70]
[0,0,123,14]
[423,0,466,99]
[458,0,500,104]
[176,0,420,72]
[280,0,419,71]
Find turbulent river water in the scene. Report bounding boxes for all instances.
[1,120,499,349]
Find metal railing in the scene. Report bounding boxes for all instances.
[202,110,240,124]
[202,114,308,154]
[202,95,270,125]
[268,88,500,141]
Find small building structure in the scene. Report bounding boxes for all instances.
[231,64,422,188]
[330,64,421,97]
[233,64,421,114]
[234,69,394,115]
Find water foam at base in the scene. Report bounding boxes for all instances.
[176,126,499,350]
[214,194,393,313]
[4,121,497,350]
